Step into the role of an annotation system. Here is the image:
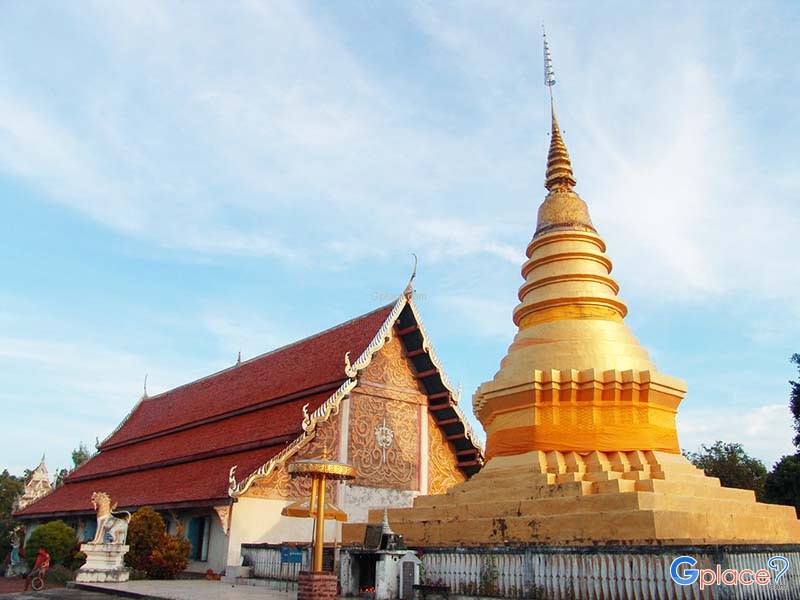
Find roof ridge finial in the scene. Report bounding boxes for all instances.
[142,374,149,399]
[403,253,418,298]
[542,26,576,192]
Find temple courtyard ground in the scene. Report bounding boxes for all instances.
[0,580,297,600]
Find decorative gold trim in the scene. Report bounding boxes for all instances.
[213,505,231,536]
[228,431,317,497]
[344,295,408,378]
[288,461,356,478]
[302,379,358,433]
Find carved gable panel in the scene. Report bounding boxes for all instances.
[349,393,418,490]
[360,335,424,394]
[428,412,466,495]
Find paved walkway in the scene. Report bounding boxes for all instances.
[0,588,123,599]
[77,580,297,600]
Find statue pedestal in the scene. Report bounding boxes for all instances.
[75,543,130,583]
[297,571,338,600]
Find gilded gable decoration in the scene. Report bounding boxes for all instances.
[229,290,483,499]
[349,395,417,489]
[374,417,394,465]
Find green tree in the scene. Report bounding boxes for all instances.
[71,443,92,469]
[765,454,800,517]
[790,354,800,448]
[0,470,24,561]
[761,355,800,516]
[53,468,69,490]
[685,441,768,501]
[23,520,77,568]
[54,442,94,489]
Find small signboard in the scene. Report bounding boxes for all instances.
[280,545,303,564]
[363,524,383,551]
[322,547,335,572]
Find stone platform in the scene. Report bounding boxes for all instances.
[344,450,800,546]
[75,543,130,583]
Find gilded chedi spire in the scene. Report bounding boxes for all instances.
[544,100,576,192]
[473,30,683,460]
[349,28,800,553]
[536,99,594,236]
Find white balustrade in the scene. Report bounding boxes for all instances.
[414,547,800,599]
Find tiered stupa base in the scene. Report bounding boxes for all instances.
[343,450,800,546]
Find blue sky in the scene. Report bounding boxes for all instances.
[1,1,798,477]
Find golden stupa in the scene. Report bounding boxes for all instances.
[346,53,800,547]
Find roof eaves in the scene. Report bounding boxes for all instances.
[403,296,485,464]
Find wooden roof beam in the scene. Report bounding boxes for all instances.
[396,324,420,336]
[456,448,479,457]
[415,368,438,379]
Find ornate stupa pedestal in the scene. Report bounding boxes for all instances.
[353,81,800,549]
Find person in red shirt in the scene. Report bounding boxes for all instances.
[23,548,50,591]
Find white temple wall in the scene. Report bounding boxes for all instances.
[340,484,418,524]
[225,496,339,568]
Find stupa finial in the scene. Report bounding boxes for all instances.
[542,27,576,192]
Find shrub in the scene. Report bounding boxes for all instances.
[69,550,87,571]
[45,564,74,586]
[124,507,166,573]
[124,507,190,579]
[147,526,190,580]
[24,521,78,568]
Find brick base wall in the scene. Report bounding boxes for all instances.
[298,571,338,600]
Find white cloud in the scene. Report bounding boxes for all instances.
[678,404,795,469]
[202,312,296,361]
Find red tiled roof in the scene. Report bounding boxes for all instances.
[15,447,277,516]
[69,391,331,481]
[16,304,394,518]
[102,304,392,448]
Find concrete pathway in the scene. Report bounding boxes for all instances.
[74,580,297,600]
[0,589,125,599]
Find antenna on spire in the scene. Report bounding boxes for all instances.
[543,25,557,94]
[540,26,577,192]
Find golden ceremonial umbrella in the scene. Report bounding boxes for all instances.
[287,446,356,572]
[281,498,348,521]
